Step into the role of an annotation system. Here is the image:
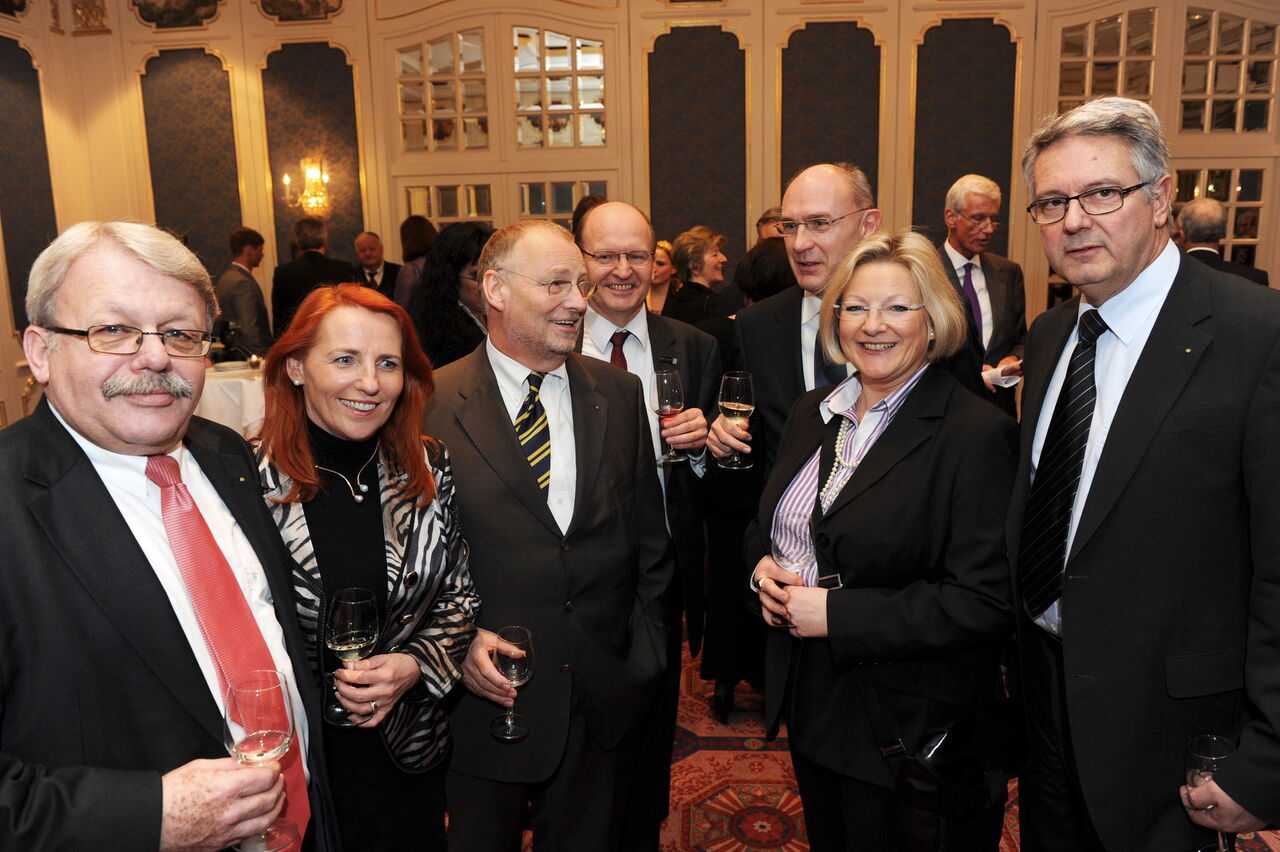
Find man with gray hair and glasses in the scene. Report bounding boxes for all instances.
[1010,96,1280,850]
[0,221,336,850]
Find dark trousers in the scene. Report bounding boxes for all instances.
[446,701,631,852]
[619,627,680,852]
[1019,624,1107,852]
[790,746,897,852]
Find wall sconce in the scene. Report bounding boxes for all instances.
[282,157,330,214]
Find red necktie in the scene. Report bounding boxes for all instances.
[145,454,311,840]
[610,329,629,370]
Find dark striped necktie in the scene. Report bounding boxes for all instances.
[1018,308,1110,619]
[515,371,552,494]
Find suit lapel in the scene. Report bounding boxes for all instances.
[941,248,984,354]
[25,405,223,741]
[566,355,607,537]
[1019,302,1079,461]
[981,254,1007,354]
[779,288,806,398]
[1068,269,1211,561]
[452,349,562,535]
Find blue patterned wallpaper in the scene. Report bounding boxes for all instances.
[911,19,1016,254]
[141,48,242,278]
[782,22,881,201]
[262,42,363,268]
[648,27,747,264]
[0,36,58,329]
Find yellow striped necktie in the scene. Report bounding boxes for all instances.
[515,371,551,494]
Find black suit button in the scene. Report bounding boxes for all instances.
[399,612,415,624]
[815,533,830,548]
[564,600,575,612]
[561,540,572,553]
[560,663,572,672]
[405,571,419,589]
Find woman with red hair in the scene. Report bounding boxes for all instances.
[258,284,478,851]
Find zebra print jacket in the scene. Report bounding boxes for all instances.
[257,439,478,771]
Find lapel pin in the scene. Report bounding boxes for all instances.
[1185,348,1191,354]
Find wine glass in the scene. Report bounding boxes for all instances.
[490,626,534,742]
[716,371,754,470]
[223,670,301,852]
[1186,734,1234,852]
[652,369,687,466]
[324,587,379,727]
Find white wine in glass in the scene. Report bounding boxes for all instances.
[717,371,754,470]
[223,670,300,852]
[490,626,534,742]
[324,588,379,726]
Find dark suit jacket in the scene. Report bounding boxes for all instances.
[272,251,356,337]
[662,279,722,326]
[423,348,674,783]
[214,263,272,356]
[1009,258,1280,848]
[0,401,337,850]
[356,261,402,299]
[644,313,721,654]
[1186,246,1270,287]
[940,247,1028,416]
[746,365,1016,786]
[734,287,807,470]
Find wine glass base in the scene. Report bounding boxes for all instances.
[716,457,752,470]
[490,714,529,742]
[658,454,687,466]
[238,820,300,852]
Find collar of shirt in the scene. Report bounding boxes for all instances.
[583,306,652,360]
[51,402,165,497]
[486,338,570,420]
[801,291,824,326]
[943,239,979,274]
[1083,239,1180,348]
[818,363,930,424]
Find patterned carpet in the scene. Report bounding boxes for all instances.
[660,646,1280,852]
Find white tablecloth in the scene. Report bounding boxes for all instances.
[195,367,265,439]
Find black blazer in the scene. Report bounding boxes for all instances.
[662,279,722,326]
[356,261,402,298]
[272,251,357,337]
[940,248,1028,416]
[1009,257,1280,848]
[423,349,674,783]
[1186,246,1270,287]
[0,401,337,850]
[747,366,1016,786]
[733,286,807,470]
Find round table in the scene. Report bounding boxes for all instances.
[195,366,265,439]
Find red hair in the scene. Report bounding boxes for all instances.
[261,284,437,505]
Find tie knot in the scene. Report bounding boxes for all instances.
[610,330,629,348]
[526,372,546,393]
[145,453,182,488]
[1077,309,1109,346]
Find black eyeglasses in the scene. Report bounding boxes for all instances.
[44,324,213,358]
[1026,182,1149,225]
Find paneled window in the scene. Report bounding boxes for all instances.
[1181,9,1276,133]
[1175,167,1267,267]
[513,27,605,148]
[1057,8,1155,113]
[406,184,493,227]
[519,180,607,228]
[399,29,488,151]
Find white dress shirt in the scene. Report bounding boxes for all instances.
[944,241,994,350]
[51,405,310,767]
[801,292,849,391]
[487,339,577,532]
[1030,240,1180,635]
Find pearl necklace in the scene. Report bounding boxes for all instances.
[819,417,858,507]
[314,446,379,504]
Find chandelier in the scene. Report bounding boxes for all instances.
[282,157,330,213]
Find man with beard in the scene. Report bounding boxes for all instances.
[1,221,335,850]
[423,220,673,850]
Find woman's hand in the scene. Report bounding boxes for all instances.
[333,652,421,727]
[784,586,829,638]
[754,556,796,628]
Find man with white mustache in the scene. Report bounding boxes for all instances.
[1,221,337,851]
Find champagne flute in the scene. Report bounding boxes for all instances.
[490,626,534,742]
[652,369,687,466]
[716,371,754,470]
[1186,734,1234,852]
[223,670,301,852]
[324,587,379,727]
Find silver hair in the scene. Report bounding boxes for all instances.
[26,221,217,329]
[1177,197,1227,244]
[945,174,1002,213]
[1022,96,1169,204]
